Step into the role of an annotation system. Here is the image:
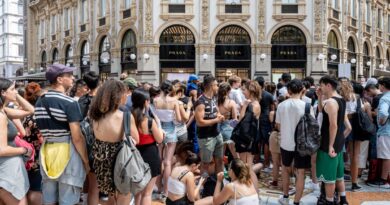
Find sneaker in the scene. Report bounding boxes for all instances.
[159,192,167,203]
[351,183,362,192]
[380,183,390,189]
[366,180,384,187]
[263,167,273,173]
[305,181,320,191]
[99,192,109,202]
[279,197,290,205]
[288,187,296,195]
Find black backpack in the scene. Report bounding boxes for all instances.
[231,104,258,150]
[295,103,321,156]
[352,98,376,141]
[78,94,93,119]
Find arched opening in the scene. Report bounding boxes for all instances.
[327,31,340,78]
[98,36,111,80]
[80,41,90,76]
[159,25,195,82]
[347,37,356,80]
[41,51,47,71]
[65,45,73,67]
[376,46,382,70]
[121,29,137,75]
[271,25,306,82]
[215,25,251,82]
[363,42,370,78]
[52,48,59,64]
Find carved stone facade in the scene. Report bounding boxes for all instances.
[26,0,390,84]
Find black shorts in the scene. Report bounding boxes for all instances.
[137,143,161,177]
[280,148,311,169]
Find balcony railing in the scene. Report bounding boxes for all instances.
[99,17,106,26]
[123,9,131,19]
[51,34,56,41]
[332,9,340,20]
[65,30,70,37]
[281,4,298,13]
[351,18,357,27]
[225,4,242,13]
[168,4,185,13]
[80,24,86,32]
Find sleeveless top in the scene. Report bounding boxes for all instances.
[320,97,346,153]
[167,170,189,195]
[7,118,18,146]
[194,95,219,139]
[228,183,259,205]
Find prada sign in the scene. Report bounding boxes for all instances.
[160,45,195,60]
[215,45,250,60]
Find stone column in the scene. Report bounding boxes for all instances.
[357,53,364,80]
[137,44,159,85]
[198,44,213,77]
[111,48,121,77]
[254,44,271,82]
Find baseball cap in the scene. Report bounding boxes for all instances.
[122,77,138,89]
[365,78,378,87]
[188,74,199,83]
[46,63,76,83]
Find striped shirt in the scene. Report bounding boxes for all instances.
[34,90,83,138]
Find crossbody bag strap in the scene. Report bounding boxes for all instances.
[123,110,132,146]
[305,103,310,114]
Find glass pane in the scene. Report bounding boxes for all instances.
[327,31,338,48]
[363,43,369,56]
[271,26,306,45]
[347,38,355,52]
[215,25,250,44]
[160,25,195,44]
[122,30,136,48]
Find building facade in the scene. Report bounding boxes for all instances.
[27,0,390,84]
[0,0,24,78]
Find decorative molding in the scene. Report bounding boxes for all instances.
[139,0,144,42]
[314,0,322,42]
[216,0,250,21]
[272,0,307,21]
[201,0,209,41]
[258,0,265,42]
[160,0,194,21]
[97,25,110,34]
[145,0,153,42]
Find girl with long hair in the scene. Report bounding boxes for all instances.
[153,80,182,200]
[89,79,139,204]
[217,82,238,158]
[132,89,164,205]
[0,78,35,205]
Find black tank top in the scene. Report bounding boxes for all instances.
[194,95,219,139]
[320,97,346,153]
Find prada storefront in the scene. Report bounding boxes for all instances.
[215,25,251,82]
[159,25,195,82]
[271,26,306,83]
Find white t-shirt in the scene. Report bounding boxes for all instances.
[279,86,288,97]
[302,96,312,105]
[229,88,244,113]
[275,98,314,151]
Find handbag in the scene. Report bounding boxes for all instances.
[114,111,152,194]
[352,97,376,141]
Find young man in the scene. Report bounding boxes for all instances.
[316,76,352,205]
[78,71,99,118]
[276,79,313,205]
[304,76,317,106]
[122,77,138,111]
[228,75,244,114]
[34,64,89,205]
[255,76,275,170]
[376,77,390,189]
[194,74,225,175]
[278,73,291,97]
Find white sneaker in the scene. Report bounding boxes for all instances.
[279,197,290,205]
[380,183,390,189]
[263,167,273,173]
[305,180,320,191]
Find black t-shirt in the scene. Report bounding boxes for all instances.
[372,94,383,111]
[305,88,317,106]
[179,96,190,111]
[260,91,274,122]
[78,94,93,119]
[320,97,346,153]
[194,95,219,138]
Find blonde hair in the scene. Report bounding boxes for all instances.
[230,159,252,186]
[339,81,355,102]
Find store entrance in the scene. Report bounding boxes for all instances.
[271,68,304,84]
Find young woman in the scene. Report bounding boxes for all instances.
[0,78,35,205]
[23,82,45,205]
[89,80,139,204]
[233,80,261,190]
[217,82,238,158]
[154,80,182,199]
[132,89,164,205]
[174,82,192,143]
[213,159,260,205]
[166,151,205,205]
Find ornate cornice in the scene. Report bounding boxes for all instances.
[258,0,265,42]
[201,0,209,41]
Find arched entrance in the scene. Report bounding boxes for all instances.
[327,31,340,77]
[80,41,90,76]
[98,36,111,80]
[363,42,371,78]
[347,38,357,80]
[52,48,59,64]
[159,25,195,82]
[271,26,306,82]
[121,29,137,75]
[41,51,47,71]
[65,45,73,67]
[215,25,251,82]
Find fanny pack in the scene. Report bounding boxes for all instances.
[40,136,71,179]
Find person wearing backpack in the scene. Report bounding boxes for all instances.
[88,80,139,204]
[316,76,351,205]
[132,89,164,205]
[77,71,101,204]
[275,79,314,205]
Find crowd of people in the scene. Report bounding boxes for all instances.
[0,63,389,205]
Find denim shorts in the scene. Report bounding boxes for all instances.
[42,179,81,205]
[198,134,224,163]
[219,122,233,143]
[162,121,178,143]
